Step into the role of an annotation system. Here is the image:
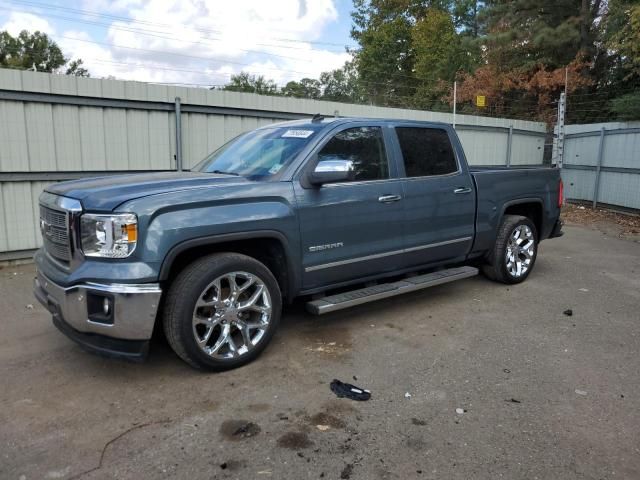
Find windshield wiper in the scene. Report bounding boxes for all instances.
[210,169,241,176]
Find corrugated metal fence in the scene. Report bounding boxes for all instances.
[0,69,547,260]
[561,122,640,210]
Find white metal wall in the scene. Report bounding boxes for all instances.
[0,69,547,257]
[561,122,640,210]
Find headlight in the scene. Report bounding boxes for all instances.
[80,213,138,258]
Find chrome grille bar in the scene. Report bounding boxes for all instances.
[38,192,83,270]
[40,205,71,262]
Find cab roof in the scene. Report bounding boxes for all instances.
[261,116,452,130]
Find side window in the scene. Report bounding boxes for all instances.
[317,127,389,181]
[396,127,457,177]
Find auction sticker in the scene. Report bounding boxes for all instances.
[281,129,314,139]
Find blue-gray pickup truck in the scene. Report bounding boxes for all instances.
[34,117,564,370]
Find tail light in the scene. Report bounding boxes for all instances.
[558,178,564,207]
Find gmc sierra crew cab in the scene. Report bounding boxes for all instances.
[33,117,564,370]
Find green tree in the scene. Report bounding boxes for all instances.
[0,30,88,75]
[607,2,640,79]
[65,58,90,77]
[350,1,482,108]
[318,61,363,103]
[479,0,599,71]
[350,0,420,106]
[281,78,321,99]
[412,8,459,108]
[603,2,640,120]
[452,0,483,37]
[610,92,640,120]
[223,72,280,95]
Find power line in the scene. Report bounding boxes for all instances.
[0,16,437,87]
[2,3,466,86]
[1,35,462,91]
[0,6,347,62]
[4,0,359,50]
[1,42,432,93]
[51,34,332,77]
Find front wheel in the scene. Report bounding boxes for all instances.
[482,215,538,284]
[163,253,282,370]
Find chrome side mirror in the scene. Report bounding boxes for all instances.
[309,159,354,186]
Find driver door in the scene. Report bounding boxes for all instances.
[294,124,405,290]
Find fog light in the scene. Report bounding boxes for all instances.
[103,297,111,316]
[87,292,114,325]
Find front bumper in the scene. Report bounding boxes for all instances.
[34,270,162,361]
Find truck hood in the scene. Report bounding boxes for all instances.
[45,171,250,211]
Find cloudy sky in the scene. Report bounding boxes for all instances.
[0,0,355,86]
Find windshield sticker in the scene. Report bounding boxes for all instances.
[281,129,314,139]
[268,164,283,174]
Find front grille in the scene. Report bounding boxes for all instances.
[40,205,71,262]
[40,206,67,228]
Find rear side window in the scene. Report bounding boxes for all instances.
[396,127,457,177]
[317,127,389,181]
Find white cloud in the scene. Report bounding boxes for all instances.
[80,0,143,14]
[66,0,350,85]
[1,12,55,36]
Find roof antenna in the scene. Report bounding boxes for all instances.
[311,113,325,123]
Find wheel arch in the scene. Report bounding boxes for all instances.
[501,198,543,238]
[159,231,298,300]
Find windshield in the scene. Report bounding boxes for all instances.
[194,126,321,179]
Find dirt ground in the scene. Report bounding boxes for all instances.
[1,224,639,480]
[562,202,640,240]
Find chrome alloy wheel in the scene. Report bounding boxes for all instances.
[505,225,535,278]
[192,271,272,359]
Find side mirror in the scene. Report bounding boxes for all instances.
[308,159,354,186]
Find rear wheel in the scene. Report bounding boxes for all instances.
[482,215,538,284]
[163,253,282,370]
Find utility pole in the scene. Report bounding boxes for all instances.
[556,92,566,169]
[174,97,183,172]
[452,81,457,129]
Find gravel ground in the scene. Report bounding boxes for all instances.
[1,225,639,480]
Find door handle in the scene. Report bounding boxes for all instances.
[453,187,472,194]
[378,194,402,203]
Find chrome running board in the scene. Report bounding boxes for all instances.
[305,266,478,315]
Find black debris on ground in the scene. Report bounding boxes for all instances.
[564,309,573,316]
[330,379,371,401]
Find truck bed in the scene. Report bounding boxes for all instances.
[470,166,561,253]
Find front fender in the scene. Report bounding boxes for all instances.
[143,200,297,262]
[157,229,300,296]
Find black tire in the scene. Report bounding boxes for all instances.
[163,253,282,371]
[482,215,538,284]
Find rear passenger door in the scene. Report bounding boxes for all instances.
[294,124,405,290]
[392,126,476,267]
